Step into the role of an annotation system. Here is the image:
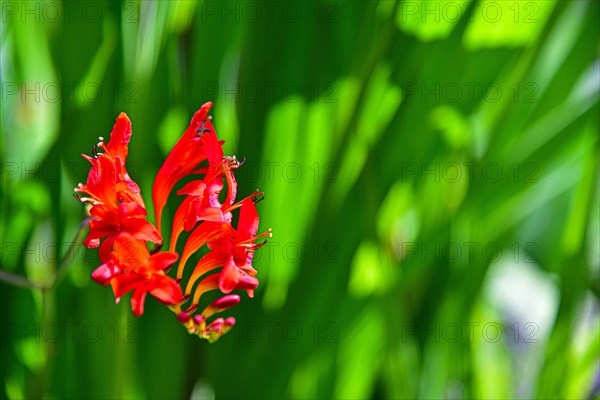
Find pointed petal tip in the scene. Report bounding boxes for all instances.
[117,112,130,121]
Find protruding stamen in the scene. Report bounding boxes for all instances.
[254,239,268,250]
[223,155,246,170]
[224,191,264,213]
[237,229,273,248]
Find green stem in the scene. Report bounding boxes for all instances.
[0,269,44,289]
[51,218,90,287]
[0,219,90,290]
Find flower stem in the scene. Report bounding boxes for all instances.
[0,218,90,290]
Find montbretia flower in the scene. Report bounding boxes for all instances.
[75,102,271,342]
[74,114,161,259]
[91,234,182,317]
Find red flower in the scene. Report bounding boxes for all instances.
[91,234,182,316]
[152,102,222,235]
[75,113,160,252]
[76,102,270,342]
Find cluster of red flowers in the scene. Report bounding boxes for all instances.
[74,102,270,342]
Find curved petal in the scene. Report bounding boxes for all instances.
[91,260,121,285]
[83,217,120,248]
[169,196,194,252]
[218,257,243,294]
[237,274,259,298]
[131,286,148,317]
[79,155,118,208]
[176,180,206,197]
[119,202,147,218]
[185,250,226,295]
[111,272,147,299]
[121,218,162,244]
[148,251,179,271]
[222,163,237,208]
[147,275,183,305]
[184,204,223,232]
[178,222,235,279]
[152,102,214,234]
[237,198,259,238]
[111,235,150,270]
[105,112,132,161]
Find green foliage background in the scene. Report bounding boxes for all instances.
[1,0,599,399]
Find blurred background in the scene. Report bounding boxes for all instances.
[1,0,599,399]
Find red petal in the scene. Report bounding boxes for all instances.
[148,251,179,271]
[111,272,147,298]
[203,122,224,166]
[218,257,243,294]
[222,163,237,208]
[152,102,214,234]
[119,202,147,218]
[121,218,162,244]
[177,222,235,279]
[98,236,117,263]
[185,250,226,295]
[131,286,147,317]
[147,275,183,305]
[111,235,150,270]
[237,274,259,297]
[183,197,204,232]
[83,217,120,248]
[184,203,223,232]
[203,176,225,208]
[211,294,240,309]
[176,180,206,196]
[105,113,132,161]
[91,260,121,285]
[83,236,100,248]
[237,198,259,238]
[82,155,118,208]
[169,196,194,252]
